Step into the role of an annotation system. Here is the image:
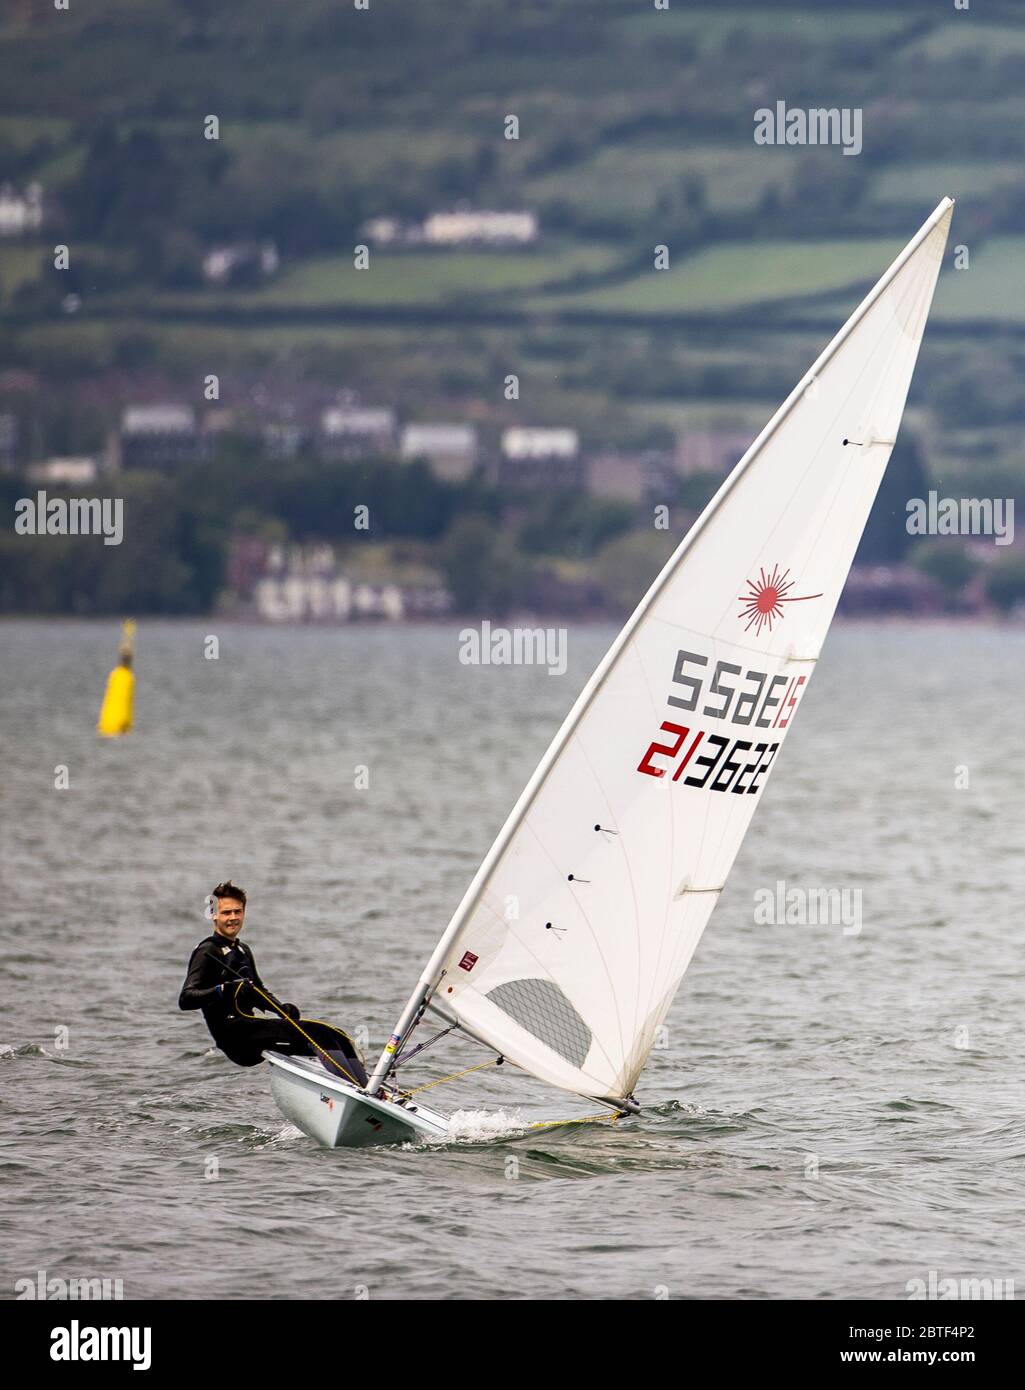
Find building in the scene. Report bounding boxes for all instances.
[499,427,582,490]
[675,430,754,477]
[202,407,237,436]
[0,182,43,237]
[360,217,408,247]
[319,406,396,461]
[263,422,310,461]
[120,404,202,470]
[838,565,945,616]
[360,209,539,248]
[255,575,418,622]
[202,241,279,285]
[248,543,450,622]
[27,456,98,485]
[422,210,538,246]
[400,423,478,482]
[587,451,673,504]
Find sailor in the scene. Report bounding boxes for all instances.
[178,880,367,1084]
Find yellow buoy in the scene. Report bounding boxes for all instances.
[97,619,136,736]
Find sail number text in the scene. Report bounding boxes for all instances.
[665,651,806,728]
[635,652,807,792]
[637,723,779,793]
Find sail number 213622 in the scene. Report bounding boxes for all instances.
[635,651,807,794]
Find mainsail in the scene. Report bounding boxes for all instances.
[368,198,953,1108]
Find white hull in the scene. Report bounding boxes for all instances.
[265,1051,450,1148]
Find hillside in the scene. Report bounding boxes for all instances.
[0,0,1023,613]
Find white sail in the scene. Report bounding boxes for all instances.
[371,198,953,1107]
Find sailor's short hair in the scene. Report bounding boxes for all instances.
[212,880,247,906]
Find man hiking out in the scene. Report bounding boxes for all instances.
[178,880,367,1086]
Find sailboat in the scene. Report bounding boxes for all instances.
[267,197,954,1148]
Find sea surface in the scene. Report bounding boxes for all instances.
[1,618,1023,1301]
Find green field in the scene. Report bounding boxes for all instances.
[139,243,626,312]
[0,244,45,304]
[908,22,1025,60]
[522,142,783,220]
[869,162,1018,208]
[0,114,72,145]
[611,5,916,50]
[812,236,1025,325]
[930,237,1025,322]
[531,238,904,316]
[2,0,1024,486]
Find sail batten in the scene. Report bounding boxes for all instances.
[368,199,953,1105]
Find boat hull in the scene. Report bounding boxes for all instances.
[265,1051,449,1148]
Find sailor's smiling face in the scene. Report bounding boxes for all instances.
[213,897,245,938]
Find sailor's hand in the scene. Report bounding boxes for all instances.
[280,1002,300,1020]
[227,980,257,1011]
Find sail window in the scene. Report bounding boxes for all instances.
[486,978,592,1068]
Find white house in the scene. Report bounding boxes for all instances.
[202,240,279,284]
[422,210,538,246]
[120,404,201,469]
[319,406,397,459]
[498,427,582,489]
[400,423,478,481]
[0,183,43,237]
[28,456,99,486]
[122,404,196,435]
[501,427,579,460]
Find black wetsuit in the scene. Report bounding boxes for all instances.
[178,933,367,1084]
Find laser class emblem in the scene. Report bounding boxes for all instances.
[738,563,822,635]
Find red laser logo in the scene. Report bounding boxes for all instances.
[738,564,822,636]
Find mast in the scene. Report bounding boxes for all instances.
[366,951,464,1093]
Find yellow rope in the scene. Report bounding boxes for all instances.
[396,1054,626,1129]
[235,995,630,1130]
[399,1058,499,1096]
[229,981,364,1088]
[527,1111,621,1131]
[230,981,625,1130]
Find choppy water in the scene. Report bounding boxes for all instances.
[1,618,1023,1300]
